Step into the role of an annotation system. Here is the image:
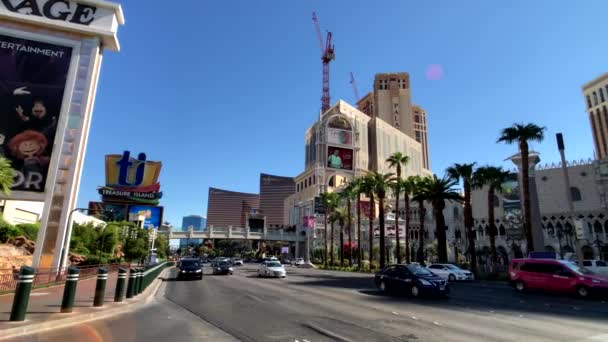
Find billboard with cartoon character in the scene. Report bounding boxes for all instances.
[0,33,72,192]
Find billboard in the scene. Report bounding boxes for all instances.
[327,128,352,145]
[327,146,353,170]
[98,151,163,205]
[88,201,128,222]
[0,34,72,192]
[501,173,524,240]
[127,205,163,229]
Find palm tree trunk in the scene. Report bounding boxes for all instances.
[330,221,335,266]
[520,141,534,252]
[464,180,478,275]
[395,191,401,264]
[324,214,328,266]
[488,186,498,264]
[357,194,362,267]
[417,199,425,263]
[405,195,410,263]
[434,200,448,263]
[379,197,386,269]
[369,194,375,266]
[339,221,344,267]
[347,198,353,266]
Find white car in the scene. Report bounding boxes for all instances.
[231,258,244,266]
[291,258,305,266]
[258,261,287,278]
[582,260,608,276]
[428,264,474,282]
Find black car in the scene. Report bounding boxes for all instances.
[177,259,203,280]
[374,264,449,298]
[212,261,233,275]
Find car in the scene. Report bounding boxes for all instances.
[374,264,449,298]
[582,260,608,276]
[211,257,229,267]
[231,258,244,266]
[177,258,203,280]
[213,261,234,275]
[291,258,305,267]
[509,258,608,298]
[427,263,474,282]
[258,261,287,278]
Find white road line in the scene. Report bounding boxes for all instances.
[392,311,399,315]
[433,322,442,326]
[411,316,418,320]
[30,293,50,296]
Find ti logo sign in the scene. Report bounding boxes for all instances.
[116,151,146,186]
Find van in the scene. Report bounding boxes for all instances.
[509,258,608,298]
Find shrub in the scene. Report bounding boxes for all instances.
[0,219,20,242]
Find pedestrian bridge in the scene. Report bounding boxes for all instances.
[168,226,304,242]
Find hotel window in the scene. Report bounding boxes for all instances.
[594,92,598,106]
[570,187,582,202]
[601,88,606,103]
[587,95,592,108]
[296,184,299,192]
[309,176,312,186]
[414,114,420,123]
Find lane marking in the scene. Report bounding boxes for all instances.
[392,311,399,315]
[433,322,442,326]
[30,293,50,296]
[411,316,418,320]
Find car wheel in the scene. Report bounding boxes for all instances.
[448,274,456,282]
[576,285,590,298]
[411,285,420,298]
[229,271,233,275]
[514,281,526,293]
[379,281,387,293]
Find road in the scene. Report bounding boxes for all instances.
[12,264,608,342]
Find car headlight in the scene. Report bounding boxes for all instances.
[195,269,202,273]
[419,279,432,286]
[180,270,186,273]
[216,268,221,271]
[228,267,233,271]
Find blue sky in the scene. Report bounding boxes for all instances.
[76,0,608,227]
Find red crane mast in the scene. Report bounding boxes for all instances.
[312,12,335,114]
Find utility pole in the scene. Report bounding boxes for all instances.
[556,133,584,264]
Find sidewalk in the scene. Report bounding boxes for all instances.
[0,267,166,339]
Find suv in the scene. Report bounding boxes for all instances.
[509,258,608,298]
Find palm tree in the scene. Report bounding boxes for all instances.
[411,176,428,263]
[386,152,410,264]
[320,191,340,266]
[446,163,478,275]
[402,176,417,263]
[497,123,545,252]
[330,206,348,267]
[390,179,404,263]
[474,166,510,264]
[416,174,463,263]
[366,171,395,268]
[360,174,376,266]
[341,181,358,266]
[351,177,364,267]
[0,157,14,196]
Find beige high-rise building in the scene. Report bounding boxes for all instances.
[582,73,608,159]
[412,105,430,169]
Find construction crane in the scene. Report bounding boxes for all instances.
[312,12,335,114]
[349,72,360,104]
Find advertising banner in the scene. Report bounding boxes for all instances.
[327,146,353,170]
[501,173,524,240]
[88,201,127,222]
[0,33,72,192]
[327,128,352,145]
[127,205,163,229]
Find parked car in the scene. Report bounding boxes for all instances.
[231,258,244,266]
[291,258,305,267]
[177,258,203,280]
[374,264,449,298]
[258,261,287,278]
[213,261,234,275]
[509,258,608,298]
[427,263,474,282]
[582,260,608,276]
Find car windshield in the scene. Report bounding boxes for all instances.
[445,265,461,270]
[563,262,595,275]
[406,265,434,276]
[181,260,200,268]
[266,262,282,267]
[218,262,230,267]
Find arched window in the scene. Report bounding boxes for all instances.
[546,222,555,237]
[594,221,604,235]
[499,225,506,236]
[582,245,594,260]
[587,95,593,108]
[327,115,352,130]
[593,91,598,106]
[570,187,582,202]
[453,207,459,218]
[493,195,500,207]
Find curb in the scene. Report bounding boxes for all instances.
[0,267,171,340]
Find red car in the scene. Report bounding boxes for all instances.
[509,258,608,298]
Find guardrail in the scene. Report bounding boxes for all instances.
[7,262,172,322]
[0,263,127,293]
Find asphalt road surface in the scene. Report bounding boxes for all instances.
[12,264,608,342]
